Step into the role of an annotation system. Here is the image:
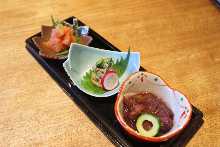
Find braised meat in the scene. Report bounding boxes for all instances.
[123,92,173,134]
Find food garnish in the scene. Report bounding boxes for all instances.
[90,57,118,90]
[136,113,160,137]
[32,16,92,59]
[81,49,130,94]
[101,70,119,90]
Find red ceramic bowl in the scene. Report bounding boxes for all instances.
[114,71,192,142]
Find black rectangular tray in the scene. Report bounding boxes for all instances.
[25,16,203,147]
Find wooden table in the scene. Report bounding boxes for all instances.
[0,0,220,146]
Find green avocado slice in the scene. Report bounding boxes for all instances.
[136,113,160,137]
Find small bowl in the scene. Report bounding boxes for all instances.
[114,71,192,142]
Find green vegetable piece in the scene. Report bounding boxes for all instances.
[51,15,56,27]
[75,33,80,43]
[95,57,114,69]
[51,15,62,27]
[56,49,69,56]
[95,58,104,68]
[51,15,67,28]
[136,113,160,137]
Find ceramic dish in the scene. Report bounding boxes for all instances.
[115,71,192,142]
[33,17,92,59]
[63,43,140,97]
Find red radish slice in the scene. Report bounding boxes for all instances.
[101,70,119,91]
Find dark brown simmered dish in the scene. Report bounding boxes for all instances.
[123,92,174,136]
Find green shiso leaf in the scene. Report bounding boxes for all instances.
[81,70,105,94]
[112,47,130,77]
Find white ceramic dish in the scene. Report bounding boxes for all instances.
[63,43,140,97]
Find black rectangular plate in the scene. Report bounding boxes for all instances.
[25,16,203,147]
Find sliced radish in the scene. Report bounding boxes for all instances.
[101,70,119,91]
